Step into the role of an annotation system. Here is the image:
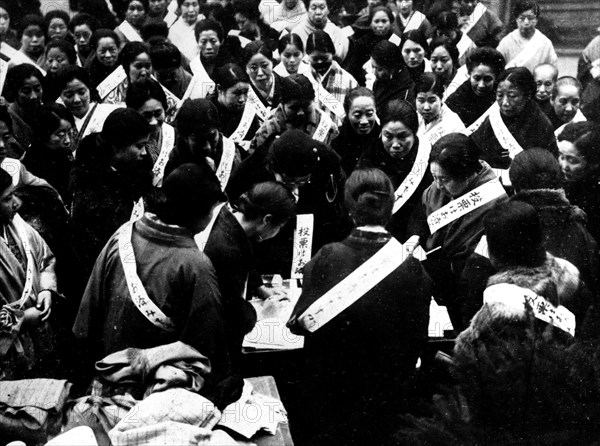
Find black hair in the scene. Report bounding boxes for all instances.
[126,77,168,111]
[496,67,536,100]
[232,0,261,21]
[429,37,459,69]
[430,133,481,179]
[512,0,540,19]
[32,103,75,144]
[509,148,563,192]
[379,99,418,134]
[194,18,224,42]
[69,13,99,33]
[306,29,335,55]
[18,14,45,38]
[119,41,151,76]
[149,40,182,70]
[344,168,394,226]
[140,21,169,42]
[278,33,304,54]
[90,28,121,50]
[0,169,11,195]
[242,40,273,67]
[215,63,250,90]
[2,64,44,103]
[44,9,70,36]
[0,105,13,133]
[401,29,430,59]
[415,72,445,98]
[369,5,394,25]
[466,46,506,75]
[55,65,101,102]
[343,87,376,114]
[558,122,600,167]
[235,181,297,226]
[44,38,77,65]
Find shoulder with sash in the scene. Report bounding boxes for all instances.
[464,102,494,135]
[215,136,236,191]
[427,178,507,234]
[404,11,424,32]
[228,29,252,48]
[484,283,576,336]
[309,71,345,121]
[443,65,469,102]
[5,214,36,308]
[118,220,176,332]
[247,87,270,121]
[117,20,143,42]
[393,138,431,214]
[462,2,486,35]
[229,103,257,144]
[488,101,524,160]
[194,202,227,251]
[505,30,545,69]
[152,123,176,187]
[182,59,215,100]
[80,103,122,141]
[164,0,179,28]
[312,110,334,143]
[97,65,127,101]
[456,31,475,59]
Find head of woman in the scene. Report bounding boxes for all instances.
[91,29,120,68]
[379,99,418,160]
[0,2,11,38]
[177,0,201,25]
[195,19,224,62]
[242,40,273,92]
[19,14,46,60]
[496,67,536,118]
[278,33,304,75]
[0,106,13,163]
[101,108,151,167]
[150,41,183,86]
[125,0,148,28]
[415,72,444,124]
[305,0,329,28]
[397,0,413,18]
[401,30,429,69]
[120,41,152,83]
[429,38,458,82]
[233,0,260,36]
[429,133,481,198]
[70,13,98,57]
[466,47,505,97]
[557,122,600,183]
[344,168,394,227]
[344,87,377,136]
[551,76,582,124]
[44,10,70,41]
[371,40,404,81]
[433,11,460,45]
[44,38,76,75]
[509,148,563,193]
[513,0,539,39]
[126,78,167,131]
[306,30,335,76]
[56,65,100,118]
[234,181,297,241]
[33,103,75,153]
[369,6,394,37]
[3,64,44,111]
[216,63,250,112]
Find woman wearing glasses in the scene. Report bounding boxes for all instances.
[497,0,557,73]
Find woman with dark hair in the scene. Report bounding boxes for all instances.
[168,0,203,63]
[69,13,99,67]
[413,132,507,329]
[114,0,148,45]
[84,29,121,92]
[44,10,71,42]
[231,0,280,52]
[558,122,600,242]
[431,11,476,66]
[56,65,122,155]
[357,99,433,241]
[127,77,174,187]
[149,41,192,99]
[77,0,117,30]
[401,29,431,83]
[331,87,380,175]
[471,66,558,175]
[42,38,78,103]
[427,37,461,98]
[209,63,260,146]
[416,72,465,146]
[445,46,505,127]
[369,39,415,112]
[288,167,432,446]
[273,33,311,77]
[14,15,46,69]
[0,2,20,50]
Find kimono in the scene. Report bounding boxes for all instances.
[309,61,358,126]
[168,17,203,63]
[497,29,558,73]
[458,3,504,48]
[331,118,380,175]
[291,17,349,62]
[417,105,466,147]
[445,78,496,127]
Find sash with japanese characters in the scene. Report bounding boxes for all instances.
[130,198,145,222]
[152,123,176,187]
[184,56,216,99]
[6,215,36,308]
[505,31,546,69]
[247,88,270,122]
[484,283,576,336]
[291,214,313,279]
[312,112,333,143]
[118,220,176,332]
[419,114,456,147]
[488,101,524,160]
[393,139,431,214]
[554,109,587,137]
[427,180,507,234]
[215,137,236,191]
[294,236,408,332]
[229,103,256,145]
[311,77,345,122]
[194,202,227,251]
[117,20,143,42]
[97,65,127,102]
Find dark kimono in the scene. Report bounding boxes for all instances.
[373,69,416,114]
[564,168,600,244]
[330,118,380,175]
[445,79,496,127]
[209,95,261,143]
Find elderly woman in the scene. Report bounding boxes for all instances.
[370,40,415,112]
[84,29,121,91]
[288,167,432,446]
[470,67,557,172]
[357,99,433,242]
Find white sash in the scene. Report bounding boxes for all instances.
[474,234,488,258]
[2,42,46,75]
[456,32,474,59]
[227,29,252,48]
[484,283,576,336]
[312,112,333,143]
[194,202,226,251]
[389,33,401,46]
[130,198,145,222]
[554,109,587,137]
[420,114,456,147]
[1,158,21,186]
[164,0,179,28]
[118,221,176,332]
[152,123,175,187]
[10,215,36,308]
[0,58,7,94]
[311,77,345,121]
[97,65,127,101]
[464,102,494,135]
[505,31,545,69]
[229,103,256,145]
[590,57,600,79]
[488,102,524,159]
[291,214,313,278]
[443,65,469,102]
[427,180,507,234]
[184,56,216,100]
[77,103,121,142]
[117,20,143,42]
[462,2,486,35]
[403,11,424,32]
[295,236,405,332]
[215,137,236,191]
[0,42,19,60]
[393,139,431,214]
[247,88,270,122]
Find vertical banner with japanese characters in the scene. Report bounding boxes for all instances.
[291,214,314,279]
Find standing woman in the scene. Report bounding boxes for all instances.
[84,29,121,92]
[357,99,433,241]
[115,0,148,45]
[471,67,557,172]
[243,40,283,122]
[400,29,431,83]
[273,33,311,77]
[168,0,203,63]
[126,78,175,187]
[331,87,380,175]
[370,40,415,113]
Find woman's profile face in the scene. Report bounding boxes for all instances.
[96,36,119,67]
[381,120,415,159]
[46,119,73,152]
[371,11,391,36]
[558,140,594,183]
[402,39,425,68]
[430,161,471,198]
[348,96,377,135]
[0,7,10,36]
[496,79,528,118]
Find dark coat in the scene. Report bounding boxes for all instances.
[445,79,496,127]
[22,142,74,205]
[343,31,390,86]
[209,95,261,141]
[373,68,415,113]
[564,168,600,244]
[331,118,380,175]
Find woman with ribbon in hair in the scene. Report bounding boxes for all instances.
[288,167,431,446]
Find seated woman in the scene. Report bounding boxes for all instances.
[306,30,358,126]
[497,0,557,73]
[445,46,505,128]
[273,33,311,77]
[84,29,122,92]
[558,122,600,243]
[412,132,507,330]
[331,87,380,175]
[231,0,280,52]
[370,40,415,112]
[42,39,77,102]
[471,67,558,174]
[44,9,71,42]
[209,63,260,147]
[357,99,433,242]
[401,30,432,83]
[55,65,123,157]
[549,76,587,135]
[287,167,432,446]
[416,72,465,146]
[114,0,148,45]
[126,78,175,187]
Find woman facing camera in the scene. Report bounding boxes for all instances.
[288,167,432,446]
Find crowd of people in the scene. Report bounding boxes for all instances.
[1,0,600,444]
